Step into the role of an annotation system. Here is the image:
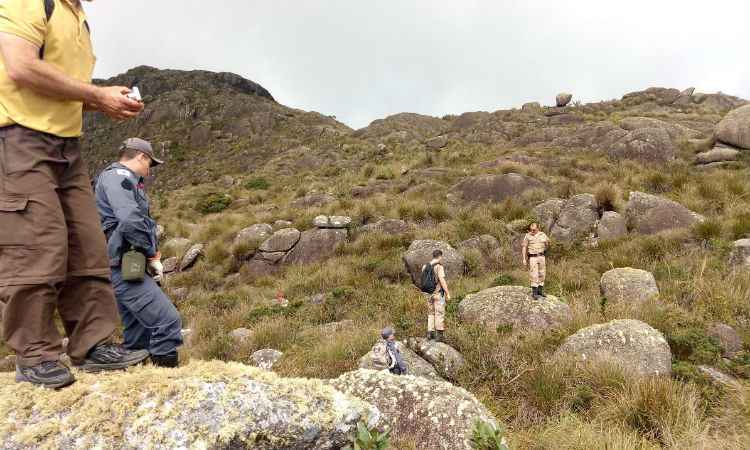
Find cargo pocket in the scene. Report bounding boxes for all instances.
[0,195,32,245]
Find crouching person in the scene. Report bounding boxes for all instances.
[370,327,407,375]
[94,138,182,367]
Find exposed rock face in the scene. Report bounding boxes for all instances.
[0,361,378,450]
[457,235,502,267]
[458,286,573,332]
[163,237,191,256]
[358,341,440,380]
[234,224,273,247]
[728,239,750,269]
[556,93,573,107]
[251,349,283,370]
[533,198,565,232]
[162,257,179,274]
[608,128,676,163]
[313,215,352,229]
[406,337,466,379]
[521,102,542,113]
[329,370,499,450]
[551,194,599,242]
[179,243,204,271]
[600,268,659,305]
[426,135,449,149]
[259,228,301,253]
[715,104,750,149]
[450,173,544,204]
[230,327,253,343]
[697,366,740,387]
[695,146,739,165]
[556,319,672,377]
[707,323,743,358]
[360,219,411,235]
[292,193,336,208]
[597,211,627,240]
[354,112,449,142]
[402,240,466,289]
[619,117,701,140]
[284,229,347,265]
[625,191,704,235]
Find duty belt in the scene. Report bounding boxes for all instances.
[527,252,545,257]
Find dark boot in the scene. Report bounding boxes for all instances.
[427,331,436,341]
[531,286,539,299]
[538,285,547,298]
[15,361,76,389]
[151,352,179,368]
[435,330,445,343]
[75,343,150,373]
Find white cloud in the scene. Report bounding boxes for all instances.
[86,0,750,129]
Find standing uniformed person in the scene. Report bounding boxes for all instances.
[0,0,149,388]
[522,222,550,300]
[95,138,183,367]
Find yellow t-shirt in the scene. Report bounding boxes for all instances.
[0,0,95,137]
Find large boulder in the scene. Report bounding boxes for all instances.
[457,234,502,267]
[259,228,301,253]
[715,104,750,149]
[234,224,273,247]
[550,194,599,242]
[600,268,659,305]
[556,93,573,107]
[695,146,740,165]
[360,219,411,235]
[556,319,672,377]
[625,191,704,235]
[458,286,573,332]
[608,128,676,163]
[597,211,627,240]
[706,323,743,359]
[179,243,204,271]
[313,215,352,229]
[0,360,378,450]
[358,341,440,380]
[250,349,283,371]
[728,239,750,269]
[283,228,347,265]
[163,237,191,256]
[291,192,336,208]
[533,198,565,232]
[450,173,544,204]
[406,337,465,380]
[329,370,500,450]
[402,240,466,289]
[619,117,701,140]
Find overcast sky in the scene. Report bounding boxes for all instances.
[86,1,750,129]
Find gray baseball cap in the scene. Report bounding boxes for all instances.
[121,137,164,167]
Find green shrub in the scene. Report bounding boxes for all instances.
[244,177,270,190]
[469,420,508,450]
[644,172,671,193]
[344,422,390,450]
[729,212,750,240]
[668,327,722,365]
[691,219,723,242]
[491,275,515,287]
[196,192,232,214]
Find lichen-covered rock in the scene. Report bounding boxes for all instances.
[179,243,204,271]
[234,224,273,247]
[609,127,676,163]
[695,146,740,165]
[162,257,179,274]
[259,228,301,253]
[251,349,283,370]
[230,327,253,343]
[697,365,740,387]
[0,361,379,450]
[597,211,627,240]
[458,286,572,332]
[556,319,672,377]
[551,194,599,242]
[283,229,347,265]
[728,239,750,269]
[406,337,466,379]
[402,240,466,289]
[329,369,500,450]
[450,173,544,204]
[163,237,191,257]
[425,135,449,149]
[600,267,659,305]
[292,192,336,208]
[706,323,743,358]
[619,117,701,140]
[533,198,565,232]
[556,93,573,107]
[360,219,411,235]
[625,191,704,235]
[715,104,750,149]
[457,234,502,267]
[358,341,440,380]
[313,215,352,229]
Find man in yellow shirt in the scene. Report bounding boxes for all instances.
[0,0,149,388]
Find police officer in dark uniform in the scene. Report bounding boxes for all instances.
[94,138,182,367]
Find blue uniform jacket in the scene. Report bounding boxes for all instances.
[94,163,159,267]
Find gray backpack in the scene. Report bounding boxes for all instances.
[370,341,392,370]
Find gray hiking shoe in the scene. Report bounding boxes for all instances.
[16,361,76,389]
[75,343,150,373]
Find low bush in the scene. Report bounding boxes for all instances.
[196,192,232,214]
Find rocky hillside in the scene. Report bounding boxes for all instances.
[3,68,749,449]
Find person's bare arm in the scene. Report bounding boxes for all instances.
[437,266,450,300]
[0,32,143,120]
[522,239,528,266]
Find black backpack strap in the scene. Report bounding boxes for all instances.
[39,0,55,59]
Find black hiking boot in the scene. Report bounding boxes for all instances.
[531,286,540,300]
[435,330,445,343]
[75,343,150,373]
[16,360,76,389]
[427,331,436,341]
[538,286,547,299]
[151,352,179,368]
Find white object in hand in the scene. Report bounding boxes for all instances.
[149,259,164,281]
[127,86,142,101]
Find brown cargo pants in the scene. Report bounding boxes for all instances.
[0,125,119,367]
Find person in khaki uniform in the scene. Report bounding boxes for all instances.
[425,249,451,342]
[0,0,149,389]
[522,222,550,300]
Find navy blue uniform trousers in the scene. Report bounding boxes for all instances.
[111,268,182,356]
